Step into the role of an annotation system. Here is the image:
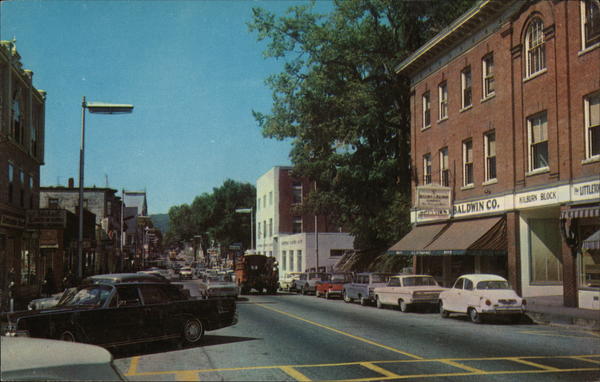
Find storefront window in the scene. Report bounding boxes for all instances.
[20,240,36,286]
[529,219,563,283]
[579,223,600,288]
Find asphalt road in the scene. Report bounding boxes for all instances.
[113,292,600,381]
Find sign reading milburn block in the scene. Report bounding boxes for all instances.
[416,185,451,220]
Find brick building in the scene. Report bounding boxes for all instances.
[256,166,355,284]
[0,40,46,310]
[392,0,599,309]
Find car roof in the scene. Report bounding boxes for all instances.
[459,274,507,283]
[83,273,168,284]
[1,336,112,373]
[390,274,433,278]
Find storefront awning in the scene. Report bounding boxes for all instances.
[387,223,448,255]
[582,230,600,250]
[561,206,600,219]
[415,216,506,256]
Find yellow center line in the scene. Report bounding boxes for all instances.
[126,356,140,376]
[280,366,312,381]
[176,370,200,381]
[255,303,424,360]
[360,362,402,379]
[519,329,600,339]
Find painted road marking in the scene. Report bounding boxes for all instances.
[254,302,424,360]
[124,354,600,381]
[519,329,600,339]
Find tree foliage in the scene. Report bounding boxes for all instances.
[166,179,256,255]
[249,0,476,267]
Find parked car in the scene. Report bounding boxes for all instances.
[197,273,239,299]
[292,272,327,295]
[1,273,237,348]
[343,272,392,306]
[374,275,448,312]
[315,273,351,299]
[279,272,303,292]
[1,336,127,381]
[179,266,194,280]
[28,288,75,311]
[438,274,526,323]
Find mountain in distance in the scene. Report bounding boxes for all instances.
[151,213,169,233]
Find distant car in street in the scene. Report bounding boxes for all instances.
[438,274,526,323]
[374,275,448,312]
[1,273,237,348]
[179,266,194,280]
[197,273,239,299]
[292,271,327,295]
[1,336,127,381]
[315,273,351,299]
[343,272,392,306]
[279,272,303,292]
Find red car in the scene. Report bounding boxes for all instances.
[315,273,351,299]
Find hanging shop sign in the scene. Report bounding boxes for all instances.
[415,185,451,221]
[0,213,26,229]
[26,209,68,229]
[39,229,61,249]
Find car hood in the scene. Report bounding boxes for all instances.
[3,305,97,322]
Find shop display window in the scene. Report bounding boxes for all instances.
[579,223,600,288]
[529,218,563,283]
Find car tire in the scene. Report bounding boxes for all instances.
[376,296,383,309]
[182,318,204,346]
[59,329,78,342]
[343,292,351,303]
[315,290,321,298]
[468,308,482,324]
[399,300,410,313]
[360,296,368,306]
[325,292,330,300]
[439,301,450,318]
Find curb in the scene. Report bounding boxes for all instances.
[526,311,600,331]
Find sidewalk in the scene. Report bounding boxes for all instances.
[525,295,600,331]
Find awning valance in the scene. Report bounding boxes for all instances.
[582,230,600,250]
[561,206,600,219]
[387,223,448,256]
[388,216,507,256]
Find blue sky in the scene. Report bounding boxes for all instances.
[1,0,332,214]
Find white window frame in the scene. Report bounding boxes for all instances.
[581,0,600,50]
[422,92,431,128]
[438,82,448,120]
[525,18,546,78]
[527,112,549,172]
[584,91,600,160]
[439,147,449,187]
[482,53,495,98]
[462,140,474,187]
[484,132,497,182]
[461,67,472,109]
[423,153,432,185]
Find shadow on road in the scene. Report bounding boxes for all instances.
[112,334,259,359]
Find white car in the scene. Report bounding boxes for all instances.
[179,266,194,280]
[374,275,447,312]
[438,274,526,323]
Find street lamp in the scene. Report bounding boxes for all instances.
[78,96,133,279]
[235,208,254,251]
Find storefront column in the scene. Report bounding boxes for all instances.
[561,234,578,308]
[506,211,521,296]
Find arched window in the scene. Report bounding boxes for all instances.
[583,0,600,48]
[525,18,545,77]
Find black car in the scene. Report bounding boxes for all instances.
[2,273,237,349]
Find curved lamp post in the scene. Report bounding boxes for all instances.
[78,96,133,279]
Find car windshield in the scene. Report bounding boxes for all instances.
[477,280,510,290]
[371,274,389,283]
[329,274,348,282]
[59,286,112,307]
[403,276,438,287]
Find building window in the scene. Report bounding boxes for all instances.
[29,175,34,208]
[263,220,267,238]
[585,91,600,159]
[11,92,23,144]
[282,250,287,271]
[484,132,497,181]
[296,250,302,272]
[269,191,273,206]
[482,53,495,98]
[439,147,449,187]
[422,92,431,128]
[292,216,302,234]
[528,112,549,171]
[463,139,474,186]
[8,163,14,203]
[461,67,472,109]
[423,153,432,184]
[525,18,545,77]
[257,198,261,210]
[529,219,562,283]
[263,195,267,209]
[438,82,448,120]
[582,0,600,48]
[257,221,262,239]
[269,218,273,237]
[579,223,600,288]
[330,249,345,257]
[19,170,25,207]
[292,181,302,204]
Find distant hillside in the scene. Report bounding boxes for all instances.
[151,214,170,233]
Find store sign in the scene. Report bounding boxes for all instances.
[26,209,67,229]
[572,179,600,202]
[0,214,25,229]
[452,196,505,218]
[415,185,451,221]
[39,229,60,249]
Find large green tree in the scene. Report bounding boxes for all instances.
[167,179,256,256]
[250,0,475,268]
